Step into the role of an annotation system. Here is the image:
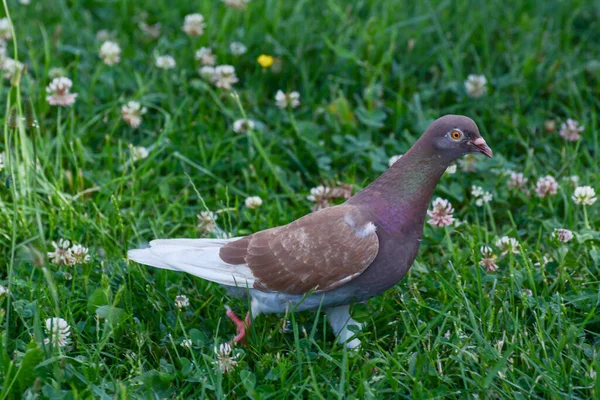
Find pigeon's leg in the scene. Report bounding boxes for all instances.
[225,306,251,345]
[325,304,363,349]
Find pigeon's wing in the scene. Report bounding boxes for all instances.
[219,205,379,294]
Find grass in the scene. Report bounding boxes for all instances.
[1,0,599,398]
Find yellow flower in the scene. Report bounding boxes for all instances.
[257,54,274,68]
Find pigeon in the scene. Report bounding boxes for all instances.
[128,115,493,348]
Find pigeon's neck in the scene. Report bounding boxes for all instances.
[348,140,449,223]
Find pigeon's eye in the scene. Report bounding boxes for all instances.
[450,130,463,140]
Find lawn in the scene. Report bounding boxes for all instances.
[1,0,599,398]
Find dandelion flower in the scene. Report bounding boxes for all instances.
[197,211,218,233]
[0,18,12,40]
[181,339,192,349]
[479,245,498,273]
[214,342,239,373]
[507,172,528,192]
[182,13,206,37]
[535,175,558,198]
[388,154,403,167]
[229,41,247,56]
[553,228,574,243]
[44,317,71,347]
[155,55,176,69]
[2,58,24,81]
[232,118,255,134]
[427,198,455,228]
[174,294,190,309]
[559,119,583,142]
[99,41,121,65]
[275,90,300,109]
[131,146,149,162]
[46,77,78,107]
[48,239,75,266]
[496,236,520,256]
[464,74,488,98]
[69,244,90,264]
[245,196,263,209]
[121,101,148,128]
[212,65,238,90]
[195,47,216,66]
[222,0,251,10]
[257,54,274,68]
[572,186,597,205]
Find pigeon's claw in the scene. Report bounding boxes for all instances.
[225,306,251,345]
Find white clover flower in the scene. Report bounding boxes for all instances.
[559,119,583,142]
[181,339,193,349]
[0,285,8,299]
[214,342,239,373]
[553,228,574,243]
[121,101,148,128]
[0,18,12,40]
[229,41,247,56]
[99,41,121,65]
[2,58,24,81]
[480,246,494,257]
[245,196,263,209]
[20,0,31,5]
[48,67,66,79]
[445,164,457,174]
[471,185,484,198]
[232,118,255,134]
[174,294,190,309]
[479,247,498,272]
[427,198,455,228]
[475,191,493,207]
[464,74,488,98]
[131,146,149,162]
[96,29,110,41]
[155,55,176,69]
[182,13,206,37]
[507,171,529,194]
[222,0,251,10]
[0,151,4,171]
[44,317,71,347]
[197,211,218,233]
[48,239,75,266]
[535,175,559,198]
[46,77,78,107]
[139,21,161,39]
[69,244,90,264]
[388,154,403,167]
[212,65,238,90]
[195,47,216,66]
[496,236,520,256]
[199,66,215,81]
[275,90,300,109]
[572,186,596,206]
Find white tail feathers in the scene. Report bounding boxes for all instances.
[128,238,256,288]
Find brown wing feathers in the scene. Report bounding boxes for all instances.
[219,205,379,294]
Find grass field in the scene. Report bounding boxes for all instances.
[1,0,599,398]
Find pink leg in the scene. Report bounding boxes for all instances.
[225,306,251,345]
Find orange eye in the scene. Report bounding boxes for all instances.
[450,130,462,140]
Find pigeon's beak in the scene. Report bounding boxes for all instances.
[469,137,493,158]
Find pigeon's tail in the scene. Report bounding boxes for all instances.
[128,238,256,288]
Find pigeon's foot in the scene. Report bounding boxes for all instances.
[225,306,251,345]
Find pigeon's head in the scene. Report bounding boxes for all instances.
[425,115,493,160]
